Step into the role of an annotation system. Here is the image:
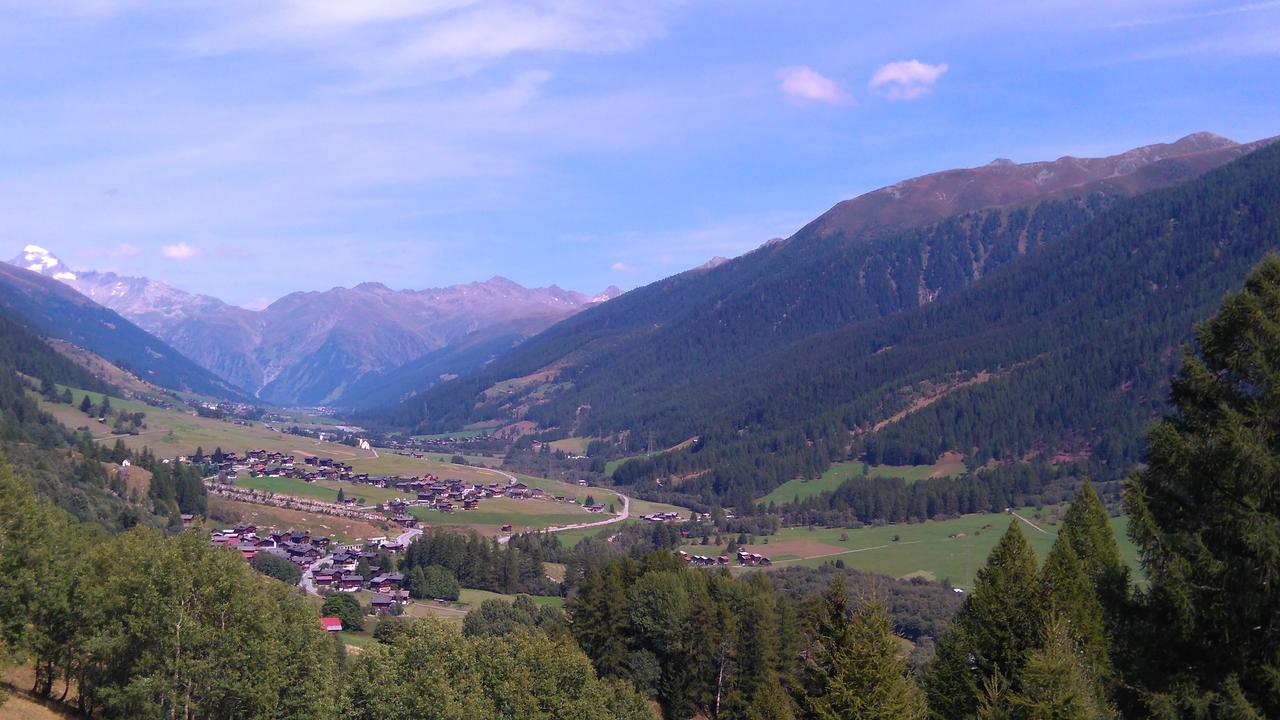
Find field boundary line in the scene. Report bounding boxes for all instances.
[768,540,921,565]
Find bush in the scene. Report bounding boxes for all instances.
[250,552,302,585]
[321,592,364,631]
[409,565,460,601]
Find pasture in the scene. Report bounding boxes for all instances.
[756,455,968,506]
[683,507,1138,590]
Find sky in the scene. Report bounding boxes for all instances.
[2,1,1279,309]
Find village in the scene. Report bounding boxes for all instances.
[201,447,611,520]
[211,524,416,616]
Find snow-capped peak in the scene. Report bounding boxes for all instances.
[10,245,76,281]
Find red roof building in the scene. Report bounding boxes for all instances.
[320,617,343,633]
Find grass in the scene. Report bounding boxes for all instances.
[756,457,968,506]
[409,498,597,533]
[207,497,392,541]
[338,630,375,649]
[604,454,646,476]
[549,436,591,454]
[395,588,566,628]
[414,429,492,440]
[756,461,864,506]
[457,588,565,608]
[682,507,1139,590]
[236,476,410,505]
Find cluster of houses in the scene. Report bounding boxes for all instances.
[641,511,685,522]
[211,524,415,614]
[385,478,601,515]
[677,550,773,568]
[313,550,411,612]
[210,524,333,564]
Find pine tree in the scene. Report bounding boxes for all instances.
[926,521,1044,719]
[1040,535,1112,686]
[1125,256,1280,717]
[999,615,1115,720]
[78,395,92,414]
[336,487,345,503]
[806,578,927,720]
[1058,481,1128,621]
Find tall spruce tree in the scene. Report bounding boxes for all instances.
[1058,482,1128,623]
[979,615,1114,720]
[806,578,927,720]
[926,521,1044,719]
[1040,535,1112,687]
[1125,256,1280,718]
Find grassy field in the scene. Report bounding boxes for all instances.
[36,384,507,481]
[681,507,1138,590]
[409,498,599,534]
[604,453,646,476]
[549,436,591,454]
[236,476,409,505]
[757,456,968,506]
[206,497,393,541]
[36,384,623,538]
[382,588,566,630]
[756,462,864,506]
[415,429,492,440]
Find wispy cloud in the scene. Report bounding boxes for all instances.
[777,66,851,105]
[1115,0,1280,27]
[188,1,674,82]
[161,242,200,260]
[610,261,636,272]
[869,59,948,100]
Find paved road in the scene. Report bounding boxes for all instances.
[498,491,632,545]
[300,558,330,596]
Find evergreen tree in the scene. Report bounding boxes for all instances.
[1040,535,1112,687]
[806,578,926,720]
[989,615,1115,720]
[78,394,92,414]
[1125,256,1280,717]
[336,487,345,503]
[1058,481,1128,622]
[926,521,1044,719]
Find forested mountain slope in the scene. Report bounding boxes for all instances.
[0,307,202,529]
[384,133,1273,434]
[0,262,249,400]
[609,138,1280,507]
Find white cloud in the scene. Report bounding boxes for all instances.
[777,66,851,104]
[610,261,636,272]
[869,60,949,100]
[161,242,200,260]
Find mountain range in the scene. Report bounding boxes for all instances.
[0,261,248,400]
[7,246,619,407]
[379,131,1280,507]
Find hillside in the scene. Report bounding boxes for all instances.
[0,262,248,400]
[382,133,1274,437]
[606,137,1280,507]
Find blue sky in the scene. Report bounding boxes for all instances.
[2,1,1279,308]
